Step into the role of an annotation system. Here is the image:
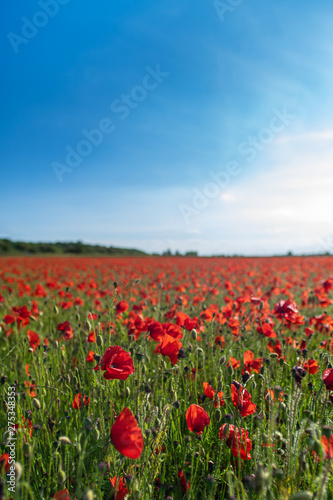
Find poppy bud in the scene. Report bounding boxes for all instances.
[191,329,197,340]
[93,354,101,364]
[227,365,234,375]
[85,320,91,330]
[58,436,72,446]
[32,398,41,410]
[290,493,313,500]
[53,305,59,315]
[57,469,66,483]
[173,400,181,409]
[15,463,23,481]
[28,347,34,353]
[23,443,32,458]
[196,347,204,356]
[219,355,226,365]
[113,281,118,289]
[135,351,145,361]
[96,335,103,347]
[125,387,131,398]
[82,490,94,500]
[206,475,215,493]
[312,439,323,455]
[214,409,222,423]
[75,313,80,322]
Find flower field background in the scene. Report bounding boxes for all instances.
[1,255,333,499]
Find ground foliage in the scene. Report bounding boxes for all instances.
[1,255,333,499]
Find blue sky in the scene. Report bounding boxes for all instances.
[2,0,333,255]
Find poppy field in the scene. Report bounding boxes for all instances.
[1,255,333,499]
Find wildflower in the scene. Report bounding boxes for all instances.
[185,404,210,435]
[94,346,135,381]
[111,408,143,459]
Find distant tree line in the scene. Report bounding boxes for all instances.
[0,239,148,256]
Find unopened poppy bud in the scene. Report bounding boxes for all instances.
[23,443,32,458]
[32,398,41,410]
[273,385,283,399]
[58,436,72,446]
[214,409,222,423]
[269,352,278,358]
[219,355,226,365]
[206,475,215,493]
[125,387,131,398]
[57,469,66,484]
[135,351,145,361]
[312,439,323,455]
[227,365,234,375]
[94,354,101,364]
[96,334,103,347]
[53,305,59,315]
[259,301,264,310]
[113,281,118,289]
[28,347,34,353]
[290,493,313,500]
[82,490,94,500]
[191,329,197,340]
[173,400,181,409]
[15,463,23,481]
[85,320,91,330]
[196,347,204,356]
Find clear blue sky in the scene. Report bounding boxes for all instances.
[2,0,333,255]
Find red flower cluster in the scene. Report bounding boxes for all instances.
[219,423,252,460]
[231,381,256,417]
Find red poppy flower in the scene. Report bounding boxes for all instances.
[27,330,40,351]
[87,331,96,343]
[116,301,129,314]
[227,357,240,370]
[185,404,210,435]
[86,350,95,362]
[94,346,135,381]
[203,382,225,407]
[53,488,70,500]
[157,334,182,365]
[148,321,164,342]
[110,476,129,500]
[243,350,263,374]
[0,453,10,473]
[110,407,144,459]
[57,321,73,340]
[72,393,90,409]
[303,359,319,374]
[178,468,190,495]
[322,435,333,460]
[219,423,252,460]
[231,382,256,417]
[323,368,333,390]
